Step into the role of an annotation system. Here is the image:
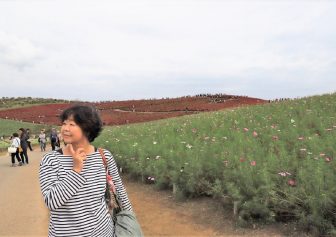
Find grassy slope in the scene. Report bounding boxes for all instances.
[0,119,58,150]
[0,97,72,110]
[94,93,336,235]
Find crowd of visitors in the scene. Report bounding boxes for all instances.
[6,128,62,167]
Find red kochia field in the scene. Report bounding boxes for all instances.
[0,95,266,126]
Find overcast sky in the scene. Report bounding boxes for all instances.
[0,0,335,101]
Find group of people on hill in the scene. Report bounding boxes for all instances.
[9,127,62,167]
[9,128,32,167]
[37,128,62,152]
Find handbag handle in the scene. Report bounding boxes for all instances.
[98,148,108,172]
[98,148,120,212]
[98,148,116,191]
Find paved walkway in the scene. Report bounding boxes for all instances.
[0,149,218,237]
[0,149,285,237]
[0,150,48,236]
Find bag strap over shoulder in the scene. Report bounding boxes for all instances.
[99,148,119,208]
[98,148,108,171]
[15,137,20,147]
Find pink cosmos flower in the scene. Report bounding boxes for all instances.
[243,128,249,132]
[250,160,256,166]
[325,157,332,162]
[253,131,258,137]
[272,135,279,141]
[288,179,296,186]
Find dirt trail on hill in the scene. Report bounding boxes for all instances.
[0,149,286,237]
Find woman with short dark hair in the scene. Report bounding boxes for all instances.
[39,105,133,236]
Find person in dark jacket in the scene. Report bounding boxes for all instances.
[50,128,59,151]
[19,128,29,164]
[26,128,33,151]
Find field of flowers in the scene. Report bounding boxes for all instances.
[0,95,265,126]
[94,93,336,235]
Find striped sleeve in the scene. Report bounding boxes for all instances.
[104,150,133,211]
[39,153,87,211]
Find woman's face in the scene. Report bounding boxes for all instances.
[61,116,87,144]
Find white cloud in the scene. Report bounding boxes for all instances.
[0,0,335,100]
[0,31,44,70]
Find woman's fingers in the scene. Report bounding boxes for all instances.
[76,148,87,160]
[67,143,75,155]
[70,146,87,173]
[68,145,86,159]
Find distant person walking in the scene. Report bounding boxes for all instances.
[57,130,63,148]
[26,128,33,151]
[19,128,29,164]
[38,129,47,151]
[10,133,23,167]
[50,128,59,151]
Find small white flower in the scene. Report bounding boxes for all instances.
[153,141,157,145]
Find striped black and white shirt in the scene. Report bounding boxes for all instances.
[39,149,132,237]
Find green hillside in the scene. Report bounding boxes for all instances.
[94,93,336,235]
[0,119,52,138]
[0,97,71,110]
[0,119,59,151]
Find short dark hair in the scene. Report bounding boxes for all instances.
[13,133,19,137]
[60,105,103,142]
